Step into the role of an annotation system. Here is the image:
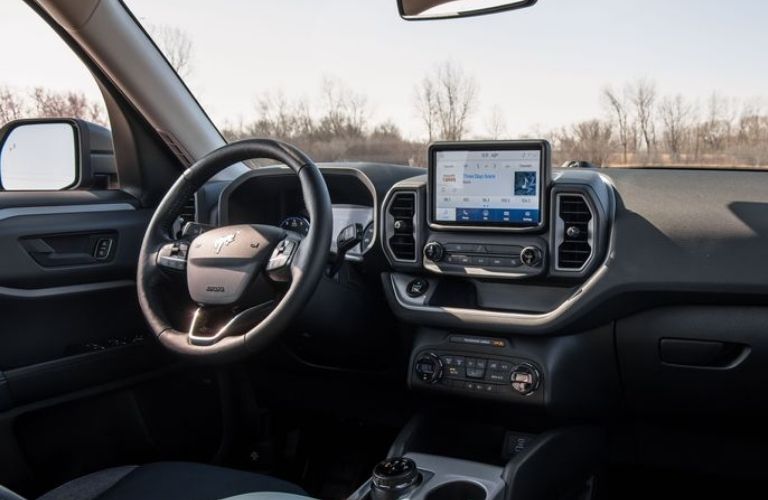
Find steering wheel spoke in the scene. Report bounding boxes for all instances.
[188,301,276,346]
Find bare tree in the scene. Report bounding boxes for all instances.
[602,86,633,163]
[0,86,26,123]
[317,77,368,139]
[415,61,477,141]
[629,78,657,154]
[701,92,733,151]
[415,78,438,142]
[736,99,768,152]
[557,120,614,166]
[484,105,507,139]
[371,121,402,139]
[148,25,193,77]
[659,94,691,161]
[252,91,300,138]
[30,87,106,125]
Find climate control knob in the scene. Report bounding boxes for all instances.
[510,363,541,395]
[423,242,444,262]
[414,353,443,384]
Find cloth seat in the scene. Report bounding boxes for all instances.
[33,462,307,500]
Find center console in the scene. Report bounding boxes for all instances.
[348,417,605,500]
[368,141,614,500]
[381,140,616,403]
[350,454,506,500]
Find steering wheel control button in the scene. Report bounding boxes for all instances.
[406,278,429,298]
[414,353,443,384]
[266,237,301,282]
[157,241,189,270]
[520,246,542,267]
[423,241,444,262]
[510,364,541,395]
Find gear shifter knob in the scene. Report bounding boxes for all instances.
[371,457,419,500]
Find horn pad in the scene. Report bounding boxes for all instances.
[186,224,285,305]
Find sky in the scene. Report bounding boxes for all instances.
[2,0,768,140]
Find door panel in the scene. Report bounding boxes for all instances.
[0,191,154,372]
[0,189,181,492]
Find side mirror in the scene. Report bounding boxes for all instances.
[0,118,114,191]
[398,0,537,20]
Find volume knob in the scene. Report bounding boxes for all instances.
[520,246,542,267]
[424,242,444,262]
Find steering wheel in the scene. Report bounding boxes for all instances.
[137,139,332,361]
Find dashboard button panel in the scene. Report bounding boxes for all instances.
[411,350,543,400]
[423,237,547,279]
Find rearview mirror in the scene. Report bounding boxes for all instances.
[398,0,537,20]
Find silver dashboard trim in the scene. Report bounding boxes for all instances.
[0,203,136,222]
[422,260,532,279]
[390,256,611,325]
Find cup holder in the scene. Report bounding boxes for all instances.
[425,481,487,500]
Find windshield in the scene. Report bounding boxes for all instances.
[126,0,768,169]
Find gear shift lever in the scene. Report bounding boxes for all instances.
[370,457,420,500]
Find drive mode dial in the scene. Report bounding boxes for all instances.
[415,353,443,384]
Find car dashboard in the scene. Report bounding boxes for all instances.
[209,151,768,422]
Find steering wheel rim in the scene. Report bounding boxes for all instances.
[137,138,332,361]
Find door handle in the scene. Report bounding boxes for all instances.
[21,233,116,267]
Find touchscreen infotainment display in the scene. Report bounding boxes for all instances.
[430,144,545,228]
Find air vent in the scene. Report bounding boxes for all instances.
[388,191,417,261]
[556,194,593,270]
